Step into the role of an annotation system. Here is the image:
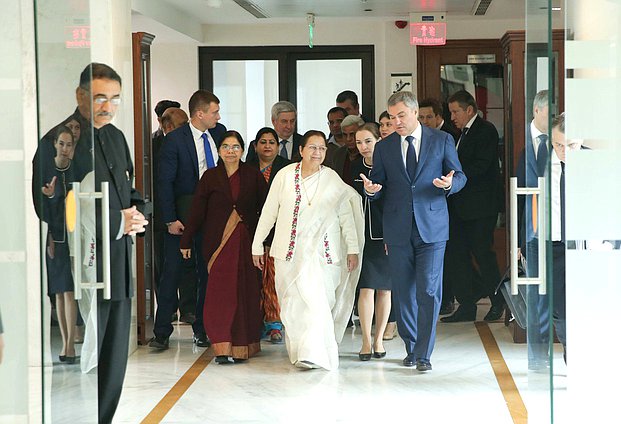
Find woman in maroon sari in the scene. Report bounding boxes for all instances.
[180,130,268,364]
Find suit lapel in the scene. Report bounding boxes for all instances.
[414,126,431,181]
[182,125,200,179]
[96,129,123,201]
[386,133,409,182]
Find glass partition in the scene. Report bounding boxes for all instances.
[34,0,99,422]
[563,1,621,422]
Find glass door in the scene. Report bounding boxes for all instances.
[34,1,100,422]
[507,1,555,421]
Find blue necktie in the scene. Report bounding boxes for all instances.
[406,135,417,181]
[279,140,288,159]
[201,132,216,169]
[536,134,549,176]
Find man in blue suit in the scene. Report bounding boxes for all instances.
[150,90,226,349]
[361,91,466,371]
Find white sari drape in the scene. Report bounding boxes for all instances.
[268,166,364,370]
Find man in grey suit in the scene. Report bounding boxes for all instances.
[246,101,302,162]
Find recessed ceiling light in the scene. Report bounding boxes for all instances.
[552,7,561,11]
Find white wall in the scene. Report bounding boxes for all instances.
[147,14,566,131]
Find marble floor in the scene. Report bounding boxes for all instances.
[111,302,566,424]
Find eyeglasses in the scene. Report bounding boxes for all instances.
[220,144,242,151]
[93,96,121,105]
[305,145,327,153]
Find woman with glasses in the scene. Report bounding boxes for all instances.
[246,127,290,344]
[180,130,268,364]
[252,130,364,370]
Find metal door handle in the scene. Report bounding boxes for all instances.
[509,177,546,295]
[70,181,112,300]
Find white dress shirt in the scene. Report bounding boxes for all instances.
[530,120,545,159]
[399,123,423,167]
[456,114,478,150]
[550,149,562,241]
[280,135,294,160]
[189,123,218,178]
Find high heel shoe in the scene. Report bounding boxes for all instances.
[358,352,372,361]
[59,355,66,362]
[65,356,77,364]
[373,351,386,359]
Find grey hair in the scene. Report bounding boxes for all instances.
[551,112,565,134]
[533,89,549,110]
[341,115,365,129]
[387,91,419,110]
[271,101,297,120]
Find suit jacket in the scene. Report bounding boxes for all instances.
[447,116,500,221]
[440,120,460,142]
[369,126,466,245]
[158,122,226,225]
[92,124,144,300]
[325,144,359,184]
[245,132,302,163]
[179,163,268,263]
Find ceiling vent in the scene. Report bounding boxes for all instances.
[232,0,269,18]
[472,0,493,15]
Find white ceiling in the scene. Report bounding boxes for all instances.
[132,0,531,42]
[158,0,524,23]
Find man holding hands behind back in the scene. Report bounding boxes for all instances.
[360,91,466,371]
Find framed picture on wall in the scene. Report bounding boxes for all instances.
[391,73,413,94]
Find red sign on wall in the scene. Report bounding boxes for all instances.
[410,23,446,46]
[65,26,91,49]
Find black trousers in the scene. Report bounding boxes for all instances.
[97,298,131,424]
[444,214,503,308]
[154,233,208,338]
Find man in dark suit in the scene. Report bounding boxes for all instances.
[362,91,466,371]
[418,97,460,142]
[336,90,375,124]
[442,90,504,323]
[245,101,302,162]
[74,63,148,423]
[151,90,226,350]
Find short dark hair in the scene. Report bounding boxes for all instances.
[447,90,478,113]
[327,106,348,118]
[254,127,279,145]
[154,100,181,118]
[300,130,326,147]
[79,62,122,90]
[188,90,220,117]
[378,110,390,121]
[551,112,565,134]
[218,130,245,151]
[419,98,443,116]
[336,90,359,106]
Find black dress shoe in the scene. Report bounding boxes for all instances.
[359,352,372,361]
[179,313,196,324]
[215,356,233,364]
[373,351,386,359]
[440,305,477,323]
[193,333,211,348]
[149,336,170,350]
[403,354,416,367]
[416,360,432,372]
[440,301,455,315]
[483,305,504,321]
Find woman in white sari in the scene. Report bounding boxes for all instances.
[252,130,364,370]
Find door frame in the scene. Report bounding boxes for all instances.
[198,45,375,120]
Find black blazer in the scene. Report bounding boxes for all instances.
[448,115,500,221]
[245,132,302,163]
[440,120,460,142]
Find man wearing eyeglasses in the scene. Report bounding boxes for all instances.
[32,62,148,424]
